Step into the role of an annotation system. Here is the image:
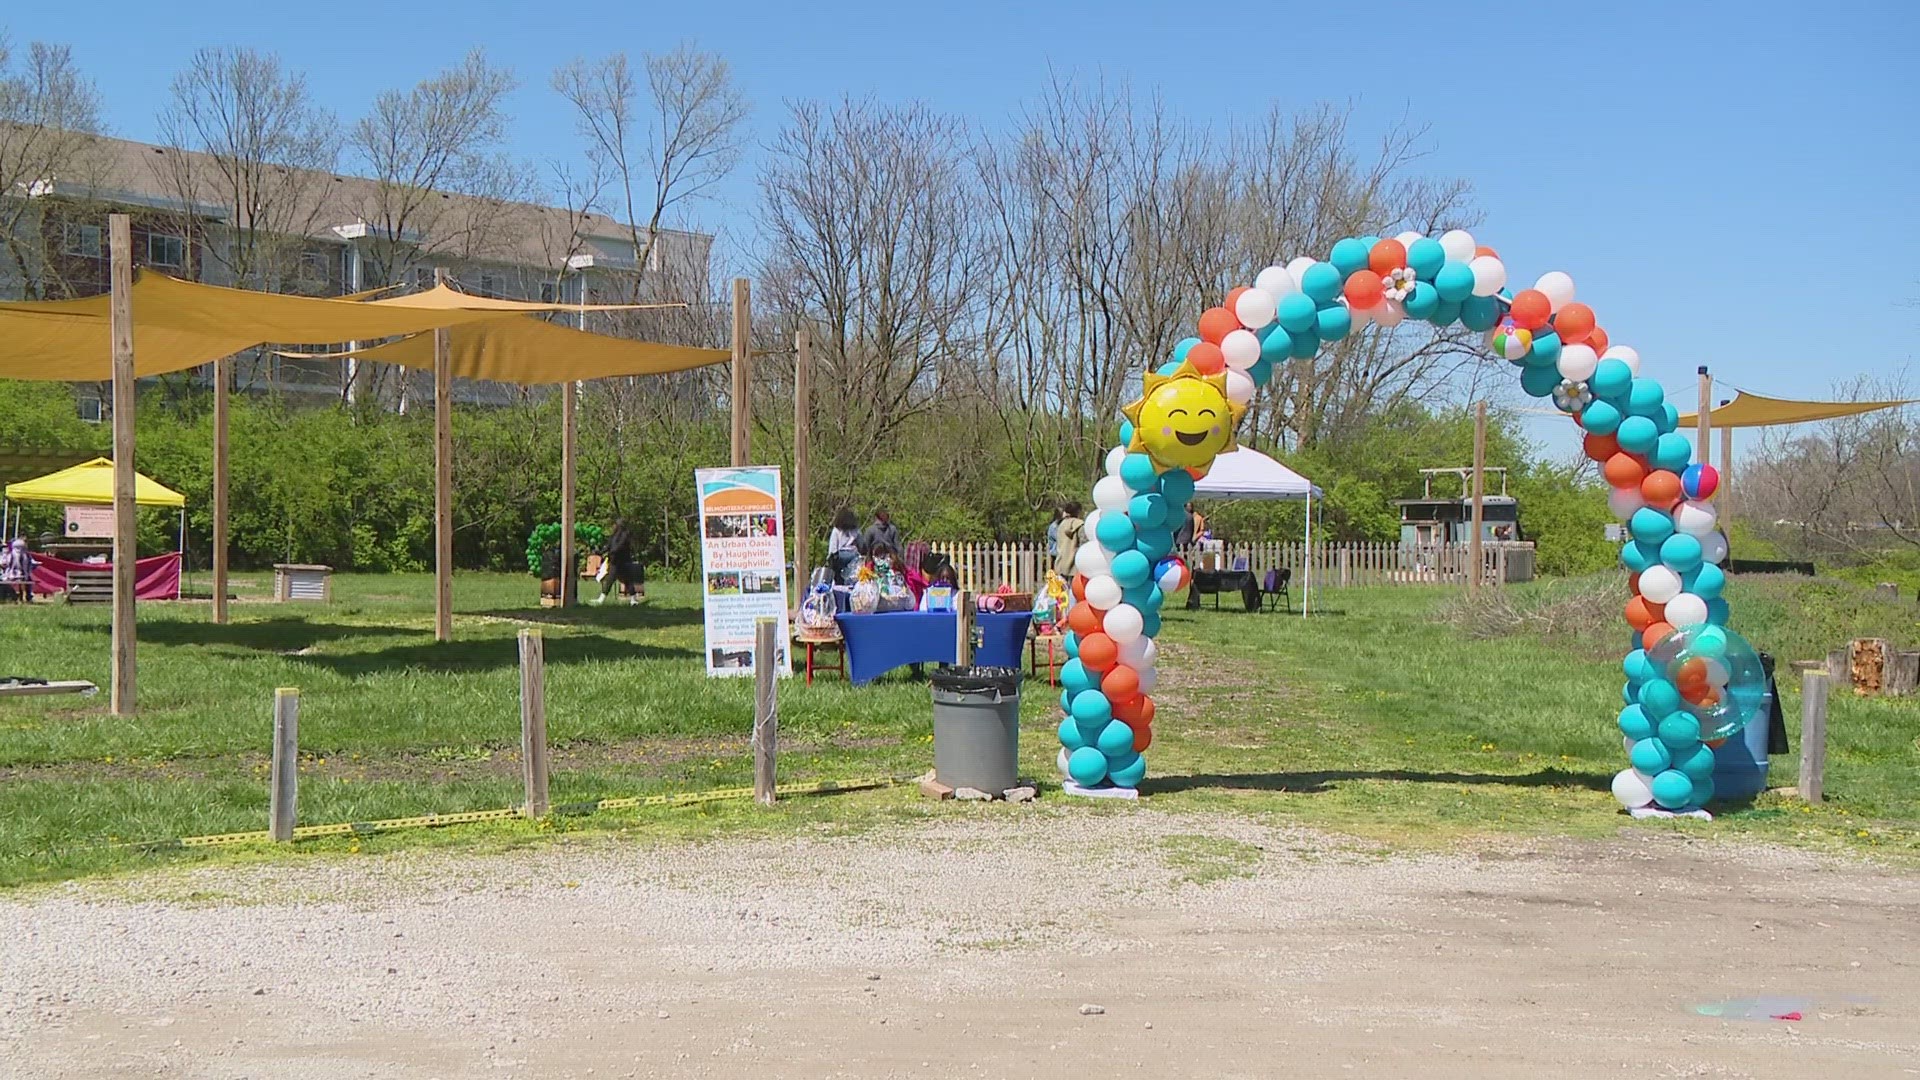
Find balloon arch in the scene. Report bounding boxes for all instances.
[1054,229,1765,815]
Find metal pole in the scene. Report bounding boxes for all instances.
[1696,366,1712,469]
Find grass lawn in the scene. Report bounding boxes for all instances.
[2,569,1916,887]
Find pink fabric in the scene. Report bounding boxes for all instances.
[31,553,181,600]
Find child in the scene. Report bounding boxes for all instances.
[0,538,34,602]
[918,557,958,612]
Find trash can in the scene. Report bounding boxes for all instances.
[1712,651,1781,801]
[930,666,1023,794]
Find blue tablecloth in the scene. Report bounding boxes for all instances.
[834,611,1032,685]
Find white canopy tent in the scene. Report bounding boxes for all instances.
[1193,446,1322,616]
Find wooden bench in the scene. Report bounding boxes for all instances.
[65,569,112,604]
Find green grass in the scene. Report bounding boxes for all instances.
[2,570,1916,889]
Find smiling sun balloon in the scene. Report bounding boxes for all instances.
[1122,361,1244,473]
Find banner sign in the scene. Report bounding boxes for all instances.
[64,505,113,538]
[695,467,791,678]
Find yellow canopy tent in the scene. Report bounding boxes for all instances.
[5,457,185,507]
[1678,391,1917,429]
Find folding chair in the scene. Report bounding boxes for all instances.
[1261,567,1292,613]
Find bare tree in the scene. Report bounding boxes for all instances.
[1744,373,1920,559]
[552,43,747,301]
[0,35,102,299]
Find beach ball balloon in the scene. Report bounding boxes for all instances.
[1682,464,1719,500]
[1649,623,1772,741]
[1493,320,1533,361]
[1154,557,1190,593]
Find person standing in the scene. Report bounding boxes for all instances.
[827,507,861,584]
[1053,502,1084,578]
[0,537,34,602]
[590,519,646,605]
[1046,506,1064,560]
[857,507,901,557]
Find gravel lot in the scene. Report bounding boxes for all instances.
[4,810,1916,1079]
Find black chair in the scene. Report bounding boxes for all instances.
[1261,567,1292,613]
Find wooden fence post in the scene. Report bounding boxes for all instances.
[1798,669,1829,804]
[518,628,549,817]
[108,214,137,715]
[753,617,778,806]
[270,687,299,841]
[956,591,974,667]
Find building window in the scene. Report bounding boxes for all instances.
[298,249,332,283]
[63,223,102,259]
[478,273,499,297]
[539,282,556,303]
[412,267,435,290]
[146,233,186,269]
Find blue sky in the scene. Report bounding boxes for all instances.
[8,0,1917,458]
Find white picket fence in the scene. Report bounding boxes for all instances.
[923,539,1535,595]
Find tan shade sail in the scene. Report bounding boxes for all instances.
[288,315,727,385]
[370,283,678,314]
[1678,391,1917,429]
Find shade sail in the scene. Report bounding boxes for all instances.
[1194,446,1323,501]
[288,315,728,384]
[5,457,185,507]
[1677,391,1916,429]
[370,284,676,313]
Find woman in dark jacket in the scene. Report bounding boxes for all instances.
[591,519,646,605]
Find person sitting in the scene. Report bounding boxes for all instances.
[827,507,861,585]
[0,538,33,602]
[870,541,926,608]
[917,553,957,612]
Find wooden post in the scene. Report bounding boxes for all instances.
[1887,650,1920,696]
[433,268,453,642]
[1798,670,1828,804]
[1717,404,1733,526]
[730,277,751,467]
[753,616,777,806]
[792,328,812,598]
[270,687,299,841]
[518,628,549,817]
[1696,366,1712,468]
[1468,401,1486,598]
[108,214,137,715]
[560,381,577,606]
[955,591,974,667]
[212,355,230,624]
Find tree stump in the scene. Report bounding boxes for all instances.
[1888,651,1920,696]
[1850,638,1889,695]
[1874,582,1899,601]
[1826,648,1849,684]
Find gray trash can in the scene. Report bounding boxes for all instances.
[930,666,1022,793]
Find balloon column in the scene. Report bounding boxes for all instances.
[1058,230,1770,807]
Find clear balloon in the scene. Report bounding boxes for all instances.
[1650,623,1772,741]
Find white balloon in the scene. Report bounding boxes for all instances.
[1286,257,1318,288]
[1118,635,1157,667]
[1372,299,1406,328]
[1084,574,1123,610]
[1105,445,1128,477]
[1394,230,1425,251]
[1608,487,1645,521]
[1665,593,1709,627]
[1438,229,1477,264]
[1623,736,1637,755]
[1057,746,1072,777]
[1534,271,1576,312]
[1221,329,1262,370]
[1348,303,1375,330]
[1603,345,1641,375]
[1233,289,1276,329]
[1612,768,1656,809]
[1103,603,1144,644]
[1093,476,1131,514]
[1136,665,1158,692]
[1557,343,1599,382]
[1074,538,1111,577]
[1700,530,1729,565]
[1468,255,1506,297]
[1703,657,1731,687]
[1254,264,1298,299]
[1638,565,1682,604]
[1673,499,1718,537]
[1224,368,1255,407]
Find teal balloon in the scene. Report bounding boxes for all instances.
[1660,532,1703,572]
[1590,359,1632,400]
[1118,420,1134,445]
[1066,746,1109,787]
[1689,773,1716,805]
[1289,329,1320,358]
[1248,356,1274,386]
[1277,292,1318,333]
[1254,321,1279,340]
[1407,237,1446,280]
[1133,527,1173,561]
[1259,325,1294,364]
[1300,262,1343,303]
[1120,453,1159,492]
[1626,378,1665,417]
[1621,540,1660,572]
[1623,649,1655,684]
[1689,625,1730,658]
[1658,404,1680,435]
[1519,365,1560,398]
[1652,433,1692,473]
[1675,743,1717,781]
[1629,507,1675,544]
[1404,281,1439,319]
[1158,469,1195,506]
[1657,712,1702,749]
[1058,715,1090,751]
[1095,719,1137,757]
[1110,549,1152,587]
[1172,337,1199,363]
[1107,752,1147,789]
[1070,689,1112,726]
[1059,688,1073,713]
[1629,737,1672,775]
[1706,598,1731,625]
[1095,513,1136,551]
[1129,493,1169,528]
[1618,704,1655,741]
[1316,304,1352,342]
[1330,238,1372,276]
[1063,631,1080,659]
[1650,769,1695,809]
[1460,295,1500,331]
[1140,610,1161,638]
[1434,261,1475,301]
[1640,677,1682,719]
[1580,400,1623,435]
[1122,583,1164,612]
[1060,659,1100,696]
[1622,683,1636,705]
[1430,298,1463,326]
[1156,361,1181,376]
[1526,331,1562,368]
[1616,415,1659,454]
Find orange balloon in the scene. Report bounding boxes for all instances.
[1554,302,1596,344]
[1198,306,1239,344]
[1509,289,1551,331]
[1113,694,1155,726]
[1187,341,1226,375]
[1367,238,1407,275]
[1583,432,1620,462]
[1642,621,1676,650]
[1078,632,1118,672]
[1343,270,1384,309]
[1102,664,1141,704]
[1676,656,1710,684]
[1587,326,1610,355]
[1705,737,1728,749]
[1071,573,1088,602]
[1066,602,1102,636]
[1131,721,1153,753]
[1603,452,1647,489]
[1475,245,1500,259]
[1641,470,1683,507]
[1627,572,1641,596]
[1225,286,1249,313]
[1625,595,1664,632]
